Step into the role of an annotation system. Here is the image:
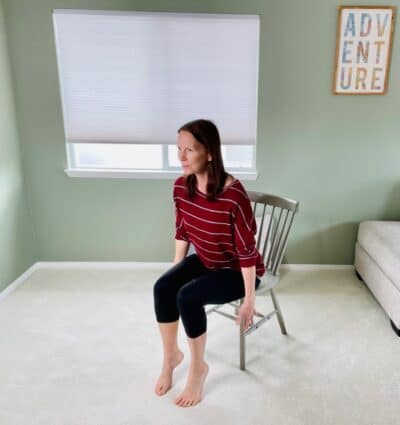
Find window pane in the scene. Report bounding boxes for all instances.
[72,143,162,169]
[167,145,252,169]
[223,145,253,168]
[168,145,180,167]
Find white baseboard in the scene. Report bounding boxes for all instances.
[280,264,354,271]
[34,262,354,271]
[0,262,40,303]
[0,262,355,303]
[34,261,173,270]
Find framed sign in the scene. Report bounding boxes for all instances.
[332,6,396,95]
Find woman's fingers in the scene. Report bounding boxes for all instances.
[237,307,255,330]
[240,316,252,330]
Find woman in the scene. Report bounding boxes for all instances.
[153,119,265,407]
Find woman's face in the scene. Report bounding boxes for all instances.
[177,130,211,176]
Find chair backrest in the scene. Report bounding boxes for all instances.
[247,191,299,276]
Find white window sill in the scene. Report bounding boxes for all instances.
[64,168,259,180]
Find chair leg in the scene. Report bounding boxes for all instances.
[270,288,287,335]
[240,326,245,370]
[238,298,246,370]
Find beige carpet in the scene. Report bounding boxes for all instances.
[0,266,399,425]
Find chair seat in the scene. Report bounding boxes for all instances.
[256,273,280,291]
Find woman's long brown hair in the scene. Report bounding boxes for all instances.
[178,119,231,202]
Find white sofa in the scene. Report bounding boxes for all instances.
[354,221,400,336]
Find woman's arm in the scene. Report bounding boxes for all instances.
[241,265,256,302]
[236,265,257,331]
[173,239,190,265]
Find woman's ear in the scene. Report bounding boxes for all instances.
[208,154,212,162]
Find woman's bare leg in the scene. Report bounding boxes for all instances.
[154,320,184,396]
[175,331,209,407]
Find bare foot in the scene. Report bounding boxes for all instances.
[154,350,184,396]
[175,362,209,407]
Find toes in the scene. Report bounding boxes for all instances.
[155,383,169,396]
[174,396,200,407]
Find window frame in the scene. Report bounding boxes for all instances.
[64,143,258,180]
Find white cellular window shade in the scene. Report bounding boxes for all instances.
[53,10,260,146]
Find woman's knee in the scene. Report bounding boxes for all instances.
[176,283,199,312]
[153,274,173,299]
[153,275,180,322]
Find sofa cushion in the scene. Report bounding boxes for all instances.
[357,221,400,291]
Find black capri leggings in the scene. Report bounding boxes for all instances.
[153,254,261,339]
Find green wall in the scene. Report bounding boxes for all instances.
[0,0,36,291]
[2,0,400,267]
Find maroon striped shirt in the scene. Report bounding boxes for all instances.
[173,176,266,278]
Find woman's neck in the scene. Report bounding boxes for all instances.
[195,172,208,193]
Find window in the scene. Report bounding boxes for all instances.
[53,10,260,179]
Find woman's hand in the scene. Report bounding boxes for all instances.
[236,298,256,332]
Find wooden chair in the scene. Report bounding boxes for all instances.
[206,191,299,370]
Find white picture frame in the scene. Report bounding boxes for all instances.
[332,6,396,95]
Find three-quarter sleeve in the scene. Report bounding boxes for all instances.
[232,193,258,268]
[173,179,189,242]
[174,200,189,242]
